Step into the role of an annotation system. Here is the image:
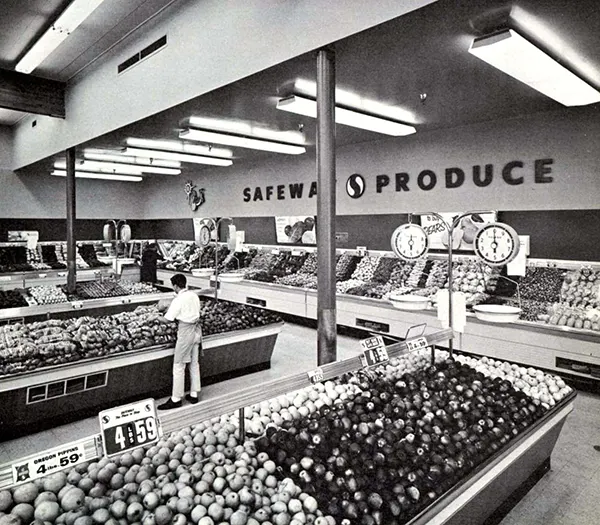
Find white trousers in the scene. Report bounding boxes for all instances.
[172,343,201,400]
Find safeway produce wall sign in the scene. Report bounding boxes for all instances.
[141,107,600,218]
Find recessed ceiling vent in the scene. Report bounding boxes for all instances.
[118,35,167,74]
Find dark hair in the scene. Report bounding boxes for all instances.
[171,273,187,288]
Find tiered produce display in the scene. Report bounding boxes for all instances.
[0,300,281,378]
[156,243,600,333]
[0,349,573,525]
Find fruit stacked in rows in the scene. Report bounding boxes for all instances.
[118,281,159,295]
[199,299,281,336]
[269,253,309,278]
[560,267,599,308]
[28,285,69,305]
[350,255,381,283]
[425,261,449,290]
[445,261,499,305]
[26,248,50,270]
[543,304,599,331]
[277,273,318,289]
[73,280,129,299]
[299,252,318,275]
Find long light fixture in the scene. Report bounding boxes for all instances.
[179,129,306,155]
[51,170,142,182]
[126,138,234,158]
[124,147,233,166]
[54,159,180,175]
[16,0,107,74]
[468,29,600,106]
[83,149,181,168]
[276,95,417,136]
[124,138,234,166]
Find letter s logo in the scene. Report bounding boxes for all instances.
[346,174,366,199]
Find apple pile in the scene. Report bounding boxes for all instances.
[560,267,600,309]
[256,356,557,525]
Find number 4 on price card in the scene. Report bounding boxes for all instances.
[99,399,162,457]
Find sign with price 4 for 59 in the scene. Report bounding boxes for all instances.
[11,442,87,486]
[99,399,161,457]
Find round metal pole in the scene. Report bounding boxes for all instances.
[66,147,77,294]
[316,48,337,366]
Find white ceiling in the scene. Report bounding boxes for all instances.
[0,0,179,126]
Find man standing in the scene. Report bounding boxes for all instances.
[157,273,202,410]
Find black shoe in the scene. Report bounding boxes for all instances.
[186,394,199,404]
[157,399,182,410]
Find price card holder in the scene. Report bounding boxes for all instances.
[356,246,368,257]
[121,297,132,304]
[307,367,324,384]
[271,249,280,255]
[242,247,250,253]
[10,440,88,486]
[0,276,13,282]
[406,336,429,352]
[71,301,84,309]
[291,250,303,256]
[57,272,67,277]
[99,399,161,457]
[359,335,389,368]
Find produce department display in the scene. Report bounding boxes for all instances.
[0,349,573,525]
[0,301,281,378]
[156,243,600,333]
[0,243,110,274]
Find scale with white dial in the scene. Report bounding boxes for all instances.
[198,224,212,247]
[473,222,520,266]
[391,223,430,261]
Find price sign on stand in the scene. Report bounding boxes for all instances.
[356,246,368,257]
[360,335,389,368]
[307,367,324,384]
[11,442,87,486]
[406,336,429,352]
[99,399,161,457]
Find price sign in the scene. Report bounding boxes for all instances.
[71,301,84,309]
[307,367,324,384]
[57,272,67,277]
[121,297,131,304]
[11,442,87,486]
[99,399,161,457]
[291,250,303,256]
[0,276,12,282]
[242,247,250,253]
[406,336,429,352]
[356,246,368,257]
[271,249,280,255]
[360,335,389,368]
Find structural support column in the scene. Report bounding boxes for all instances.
[66,147,77,293]
[316,48,337,366]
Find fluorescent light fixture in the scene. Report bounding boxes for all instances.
[179,129,306,155]
[83,149,181,168]
[125,147,233,166]
[187,116,306,145]
[16,0,107,74]
[276,95,417,136]
[469,29,600,106]
[126,138,234,158]
[51,170,142,182]
[54,158,180,175]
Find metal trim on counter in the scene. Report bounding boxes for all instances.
[0,291,173,321]
[0,323,284,393]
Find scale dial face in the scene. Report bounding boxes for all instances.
[391,223,429,261]
[198,224,212,247]
[473,222,520,266]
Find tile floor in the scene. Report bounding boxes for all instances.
[1,321,599,524]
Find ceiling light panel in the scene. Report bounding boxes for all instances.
[124,147,233,166]
[126,138,234,158]
[187,117,306,145]
[16,0,107,74]
[54,160,145,175]
[83,149,181,168]
[469,29,600,106]
[276,95,416,136]
[179,129,306,155]
[51,170,142,182]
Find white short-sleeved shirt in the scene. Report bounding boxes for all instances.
[164,288,200,323]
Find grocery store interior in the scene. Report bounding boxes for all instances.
[0,1,599,524]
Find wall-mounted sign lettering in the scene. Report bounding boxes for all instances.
[243,182,317,202]
[346,173,366,199]
[347,158,554,198]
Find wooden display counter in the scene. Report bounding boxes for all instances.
[0,322,282,441]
